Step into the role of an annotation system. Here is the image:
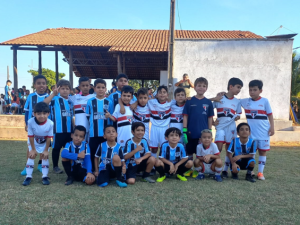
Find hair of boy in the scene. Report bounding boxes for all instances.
[74,125,87,135]
[104,125,116,133]
[165,127,182,137]
[94,78,106,87]
[249,80,263,90]
[194,77,208,87]
[237,122,251,132]
[22,85,26,88]
[174,87,186,97]
[131,122,145,132]
[201,129,213,136]
[227,77,243,91]
[75,87,80,92]
[137,88,148,97]
[33,75,47,84]
[34,102,50,113]
[78,76,90,84]
[57,79,71,90]
[121,85,134,96]
[6,80,12,84]
[112,81,116,85]
[157,85,168,93]
[116,73,128,81]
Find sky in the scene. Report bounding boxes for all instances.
[0,0,299,93]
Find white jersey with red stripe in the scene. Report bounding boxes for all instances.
[213,95,242,130]
[170,100,184,130]
[240,97,272,140]
[69,94,95,130]
[27,118,54,153]
[112,104,133,146]
[148,99,171,127]
[196,142,220,164]
[133,104,150,141]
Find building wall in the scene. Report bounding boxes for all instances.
[173,39,293,120]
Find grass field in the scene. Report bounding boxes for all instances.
[0,140,300,225]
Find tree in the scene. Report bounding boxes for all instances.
[128,80,160,92]
[28,68,66,90]
[291,52,300,97]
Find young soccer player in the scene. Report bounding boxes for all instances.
[227,123,257,182]
[105,86,134,148]
[22,102,53,186]
[61,125,95,185]
[240,80,274,180]
[148,85,171,158]
[94,125,127,188]
[4,80,12,114]
[155,127,193,182]
[132,88,151,141]
[182,77,214,178]
[86,78,113,171]
[212,78,243,178]
[68,76,95,141]
[124,122,156,184]
[194,129,223,182]
[21,75,50,176]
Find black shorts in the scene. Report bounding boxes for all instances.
[230,158,256,170]
[89,137,106,155]
[72,164,87,182]
[186,138,200,155]
[126,159,148,179]
[97,165,116,185]
[163,160,188,175]
[52,133,72,149]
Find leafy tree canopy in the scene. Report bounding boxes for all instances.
[28,68,65,90]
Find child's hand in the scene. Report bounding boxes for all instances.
[29,150,37,159]
[169,164,175,174]
[174,164,179,174]
[213,119,219,126]
[130,102,138,111]
[93,171,99,177]
[52,85,60,96]
[25,125,28,132]
[42,150,49,160]
[203,155,211,163]
[269,127,275,136]
[86,173,95,184]
[122,165,126,174]
[120,105,125,115]
[232,155,241,163]
[78,150,85,159]
[214,92,226,102]
[135,158,142,165]
[105,111,111,119]
[235,116,240,121]
[135,145,143,152]
[232,163,240,174]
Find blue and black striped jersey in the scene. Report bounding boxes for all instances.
[123,138,150,166]
[159,141,188,163]
[24,92,49,124]
[227,138,257,158]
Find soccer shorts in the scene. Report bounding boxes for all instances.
[149,125,168,148]
[72,164,87,182]
[215,123,237,145]
[163,160,189,176]
[256,139,270,151]
[201,161,216,175]
[5,98,11,105]
[27,138,50,153]
[186,138,200,155]
[52,133,72,149]
[144,123,150,142]
[89,137,106,155]
[97,165,116,185]
[126,159,148,179]
[230,158,256,170]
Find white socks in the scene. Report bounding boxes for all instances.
[215,167,222,176]
[42,159,49,178]
[223,156,230,172]
[26,158,34,178]
[258,156,266,173]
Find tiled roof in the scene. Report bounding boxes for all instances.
[0,28,263,52]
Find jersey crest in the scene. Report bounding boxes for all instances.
[203,104,208,111]
[224,108,230,116]
[158,111,165,119]
[175,114,183,122]
[250,110,258,118]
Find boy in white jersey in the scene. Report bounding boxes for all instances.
[22,102,53,186]
[194,129,223,182]
[212,78,243,178]
[240,80,274,180]
[105,86,134,148]
[68,77,95,141]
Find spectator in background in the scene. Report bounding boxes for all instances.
[175,73,194,97]
[89,84,94,94]
[75,87,80,94]
[50,85,55,95]
[46,89,51,95]
[11,91,20,114]
[4,80,12,114]
[148,88,154,99]
[22,86,26,94]
[0,94,4,114]
[110,81,117,93]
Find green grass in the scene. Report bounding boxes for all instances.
[0,141,300,224]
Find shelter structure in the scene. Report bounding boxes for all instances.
[0,28,262,90]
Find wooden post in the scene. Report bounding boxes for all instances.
[55,51,59,83]
[117,54,122,74]
[38,50,42,74]
[69,50,73,88]
[7,65,9,80]
[167,0,175,100]
[122,53,126,74]
[13,47,18,91]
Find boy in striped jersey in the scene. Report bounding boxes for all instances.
[241,80,274,180]
[86,78,113,171]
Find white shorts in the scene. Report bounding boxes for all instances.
[215,124,237,145]
[202,162,215,175]
[149,125,168,148]
[256,138,270,151]
[144,123,149,143]
[27,139,50,153]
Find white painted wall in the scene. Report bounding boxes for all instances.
[172,39,293,120]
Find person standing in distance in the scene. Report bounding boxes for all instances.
[175,73,194,97]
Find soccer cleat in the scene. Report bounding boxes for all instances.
[53,167,63,174]
[246,174,256,183]
[214,175,223,182]
[141,177,155,183]
[65,176,74,185]
[222,171,228,178]
[99,182,108,187]
[116,180,127,188]
[42,177,50,185]
[21,167,27,176]
[177,174,188,181]
[37,164,42,173]
[22,177,32,186]
[192,170,198,178]
[195,174,205,180]
[257,172,265,181]
[231,172,239,180]
[156,175,166,182]
[184,169,193,177]
[150,169,156,176]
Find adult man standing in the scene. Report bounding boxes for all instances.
[175,73,194,97]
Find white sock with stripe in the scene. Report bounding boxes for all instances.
[42,159,49,178]
[215,167,222,176]
[223,156,230,172]
[258,156,266,173]
[26,158,34,178]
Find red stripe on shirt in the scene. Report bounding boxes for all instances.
[217,108,236,114]
[74,105,82,109]
[151,108,171,114]
[117,116,130,122]
[245,109,267,115]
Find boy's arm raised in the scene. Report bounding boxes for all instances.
[44,85,60,105]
